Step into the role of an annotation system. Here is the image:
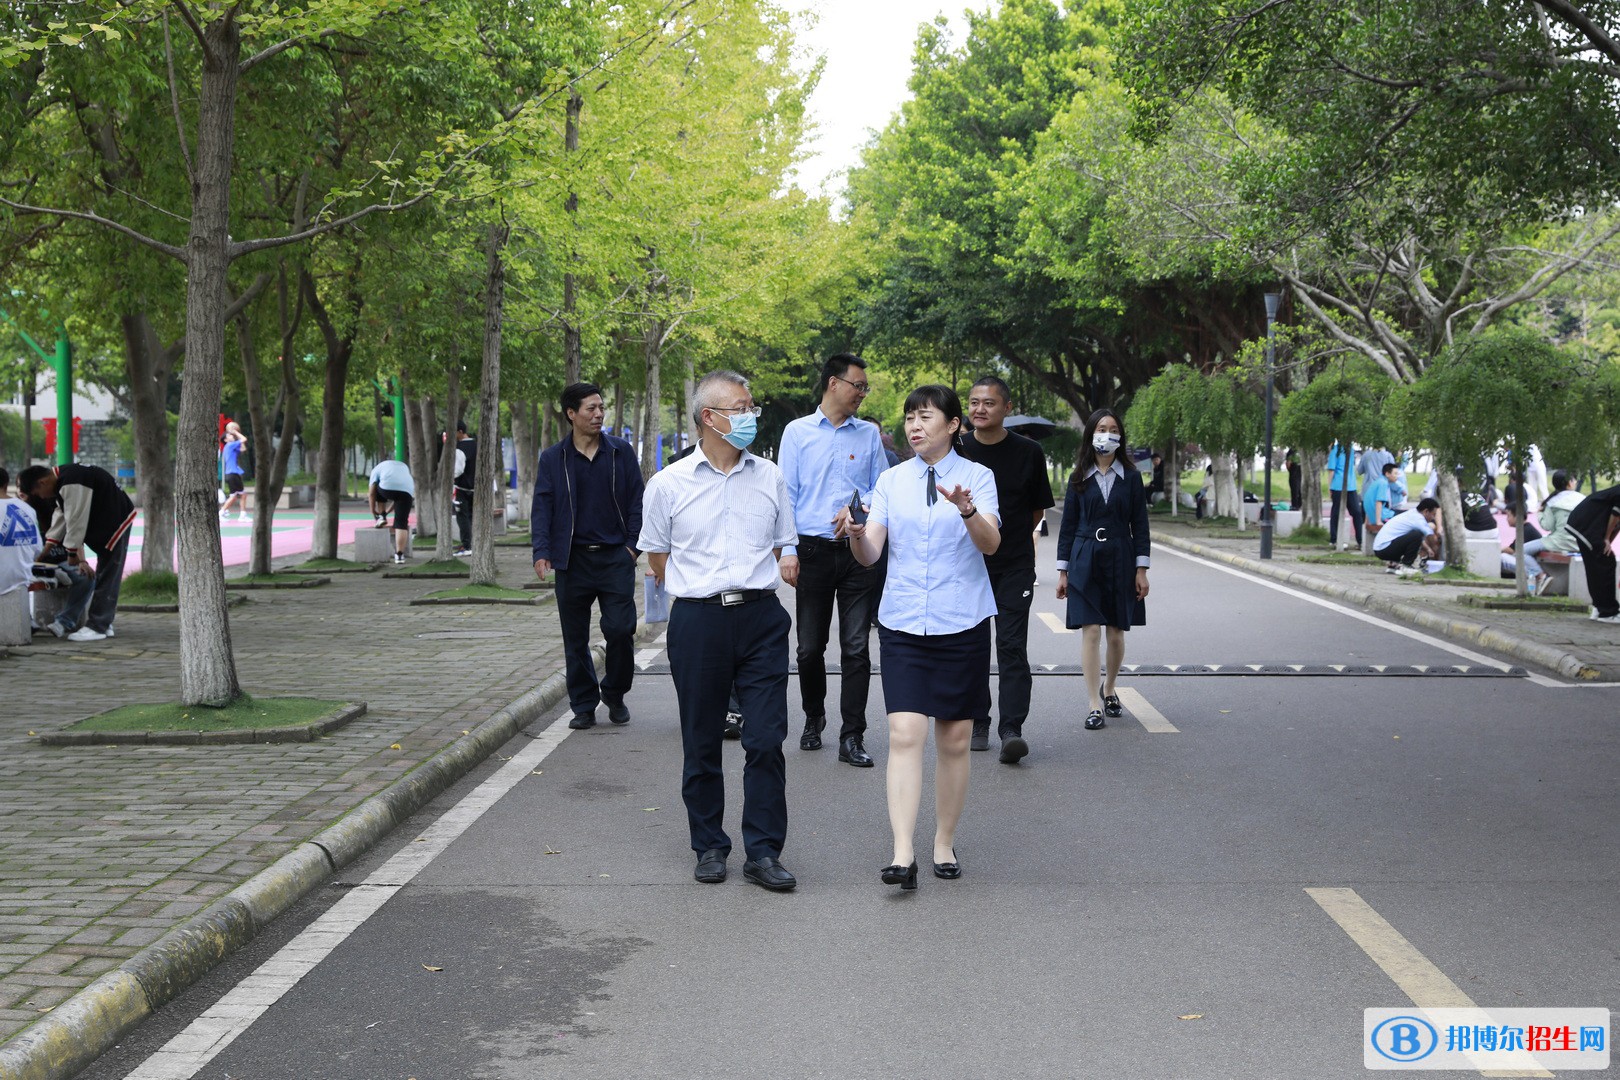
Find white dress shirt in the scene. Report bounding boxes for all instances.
[638,448,797,599]
[869,450,1000,635]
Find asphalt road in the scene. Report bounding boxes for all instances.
[82,533,1619,1080]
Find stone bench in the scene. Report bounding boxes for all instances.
[1464,535,1502,578]
[1272,509,1303,538]
[0,589,30,646]
[352,527,395,563]
[1538,551,1573,596]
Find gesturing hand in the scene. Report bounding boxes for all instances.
[936,483,975,515]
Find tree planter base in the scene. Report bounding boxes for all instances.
[122,594,248,613]
[39,702,366,746]
[225,576,331,590]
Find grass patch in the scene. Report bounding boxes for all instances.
[1278,524,1331,547]
[1423,566,1485,582]
[1296,551,1380,565]
[290,557,372,573]
[423,584,533,600]
[71,695,345,733]
[120,571,179,604]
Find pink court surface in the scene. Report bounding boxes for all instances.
[123,510,377,575]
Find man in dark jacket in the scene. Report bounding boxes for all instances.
[18,463,136,642]
[452,420,477,557]
[1566,484,1620,623]
[531,383,646,727]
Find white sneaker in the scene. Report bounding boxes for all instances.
[67,627,107,642]
[392,553,406,565]
[237,514,251,523]
[1394,566,1421,578]
[47,621,68,639]
[104,626,115,638]
[1596,613,1620,624]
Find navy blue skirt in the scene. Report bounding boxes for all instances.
[877,619,992,720]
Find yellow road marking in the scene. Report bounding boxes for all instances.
[1306,888,1553,1078]
[1116,687,1177,733]
[1035,612,1073,635]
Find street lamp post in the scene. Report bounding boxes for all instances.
[1260,291,1282,560]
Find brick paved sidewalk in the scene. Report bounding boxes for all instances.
[0,530,600,1046]
[1152,515,1620,680]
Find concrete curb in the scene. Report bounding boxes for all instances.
[1155,535,1605,682]
[0,648,602,1080]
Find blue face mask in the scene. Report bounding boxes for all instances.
[716,410,757,450]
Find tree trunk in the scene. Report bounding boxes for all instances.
[433,368,463,561]
[512,397,539,531]
[1301,449,1326,528]
[1436,466,1467,569]
[174,16,244,706]
[372,383,387,468]
[563,92,583,384]
[241,268,302,576]
[1167,439,1179,517]
[302,269,356,561]
[612,376,624,435]
[1234,454,1249,530]
[470,222,509,586]
[640,320,663,480]
[405,391,438,538]
[1211,452,1241,519]
[120,312,177,575]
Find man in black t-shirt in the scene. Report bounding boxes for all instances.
[18,463,136,642]
[452,420,477,557]
[960,377,1056,764]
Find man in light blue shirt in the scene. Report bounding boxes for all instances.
[639,370,800,892]
[776,353,888,767]
[368,458,415,564]
[1326,441,1364,548]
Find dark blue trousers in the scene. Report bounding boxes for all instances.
[667,593,790,861]
[553,545,637,716]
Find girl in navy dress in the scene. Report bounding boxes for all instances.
[1056,408,1151,730]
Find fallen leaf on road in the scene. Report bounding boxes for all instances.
[642,807,660,812]
[413,838,427,843]
[1219,710,1231,714]
[36,1006,54,1014]
[598,874,610,878]
[1393,735,1401,740]
[1178,1014,1203,1020]
[389,743,402,750]
[462,730,470,736]
[421,964,443,972]
[531,770,543,775]
[544,847,562,854]
[27,731,34,736]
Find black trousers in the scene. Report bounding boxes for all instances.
[453,488,473,549]
[553,545,637,716]
[976,565,1036,736]
[1329,489,1363,545]
[86,535,129,633]
[668,594,790,861]
[1580,544,1619,618]
[1374,529,1425,567]
[793,538,882,739]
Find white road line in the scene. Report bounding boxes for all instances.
[1115,687,1178,733]
[1035,611,1073,635]
[1306,888,1553,1078]
[634,647,664,671]
[125,717,577,1080]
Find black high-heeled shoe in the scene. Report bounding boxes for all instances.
[933,854,962,879]
[881,861,919,890]
[1103,694,1123,718]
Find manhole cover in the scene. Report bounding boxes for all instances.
[415,630,516,640]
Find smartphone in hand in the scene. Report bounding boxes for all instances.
[847,488,868,526]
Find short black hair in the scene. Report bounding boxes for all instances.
[1382,461,1399,475]
[17,465,50,496]
[0,467,8,492]
[902,384,964,434]
[560,382,603,419]
[456,420,468,434]
[820,353,866,391]
[1551,469,1572,491]
[969,375,1011,404]
[1417,497,1440,513]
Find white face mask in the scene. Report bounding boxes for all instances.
[1093,432,1121,454]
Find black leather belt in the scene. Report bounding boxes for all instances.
[681,589,772,606]
[797,534,848,548]
[1092,527,1109,542]
[574,542,613,552]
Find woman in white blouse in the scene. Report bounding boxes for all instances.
[847,385,1001,891]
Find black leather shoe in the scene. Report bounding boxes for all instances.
[568,713,596,730]
[1084,710,1105,730]
[970,723,990,752]
[999,735,1029,764]
[881,861,919,890]
[604,698,631,725]
[933,854,962,879]
[838,735,874,767]
[799,715,825,751]
[723,713,743,740]
[742,856,796,891]
[1103,694,1123,718]
[694,848,728,883]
